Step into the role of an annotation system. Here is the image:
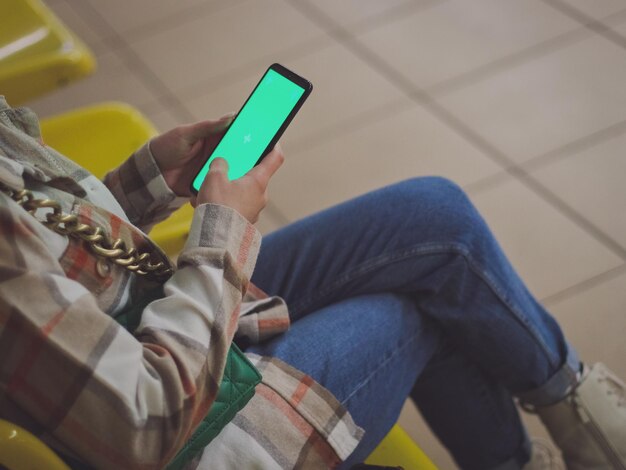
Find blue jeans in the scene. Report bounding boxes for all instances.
[247,177,580,470]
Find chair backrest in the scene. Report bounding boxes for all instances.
[0,0,95,105]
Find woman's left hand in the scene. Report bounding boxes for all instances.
[149,115,234,197]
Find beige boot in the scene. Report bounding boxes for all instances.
[523,438,565,470]
[531,363,626,470]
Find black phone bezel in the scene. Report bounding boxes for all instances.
[190,63,313,194]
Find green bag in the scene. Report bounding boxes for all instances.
[117,286,262,470]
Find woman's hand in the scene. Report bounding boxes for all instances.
[149,116,234,197]
[192,144,285,224]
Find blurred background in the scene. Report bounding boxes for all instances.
[16,0,626,467]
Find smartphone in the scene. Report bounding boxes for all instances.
[191,63,313,193]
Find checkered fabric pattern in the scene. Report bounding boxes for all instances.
[0,97,362,469]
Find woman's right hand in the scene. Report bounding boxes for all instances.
[191,144,285,224]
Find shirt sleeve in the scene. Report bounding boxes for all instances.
[102,142,187,232]
[0,194,261,469]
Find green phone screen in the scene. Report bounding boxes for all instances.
[192,69,305,191]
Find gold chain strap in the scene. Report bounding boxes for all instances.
[2,186,173,280]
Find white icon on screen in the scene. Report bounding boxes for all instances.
[244,134,252,144]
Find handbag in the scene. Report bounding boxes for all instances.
[2,185,262,470]
[118,286,261,470]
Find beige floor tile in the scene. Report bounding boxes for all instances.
[299,0,414,28]
[129,0,325,94]
[46,0,109,55]
[530,132,626,250]
[182,72,259,121]
[356,0,578,90]
[25,51,159,118]
[468,179,622,299]
[557,0,626,20]
[439,31,626,164]
[267,103,502,221]
[613,15,626,34]
[255,209,285,236]
[178,58,304,136]
[145,103,186,132]
[546,269,626,379]
[82,0,239,36]
[183,42,404,146]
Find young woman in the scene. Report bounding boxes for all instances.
[0,97,624,469]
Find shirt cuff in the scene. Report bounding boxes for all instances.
[181,203,261,280]
[103,142,187,229]
[142,141,188,204]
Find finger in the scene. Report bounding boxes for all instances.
[248,144,285,185]
[218,111,236,121]
[184,115,234,141]
[208,157,229,174]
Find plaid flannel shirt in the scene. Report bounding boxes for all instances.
[0,97,362,469]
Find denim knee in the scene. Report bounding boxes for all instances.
[392,176,488,250]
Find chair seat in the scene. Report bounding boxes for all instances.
[366,424,437,470]
[0,0,95,105]
[0,418,435,470]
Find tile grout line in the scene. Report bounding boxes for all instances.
[66,0,249,58]
[428,28,588,97]
[465,117,626,194]
[541,0,626,49]
[506,167,626,259]
[145,0,444,114]
[428,7,626,97]
[68,1,195,123]
[289,4,626,161]
[288,98,413,154]
[121,0,248,45]
[348,0,449,36]
[175,35,333,106]
[467,164,626,262]
[67,0,626,237]
[115,0,444,119]
[541,263,626,307]
[288,0,626,261]
[521,118,626,173]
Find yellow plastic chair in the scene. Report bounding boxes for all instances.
[0,419,434,470]
[40,102,194,256]
[0,419,70,470]
[0,0,95,106]
[366,425,437,469]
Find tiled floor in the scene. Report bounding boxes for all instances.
[25,0,626,467]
